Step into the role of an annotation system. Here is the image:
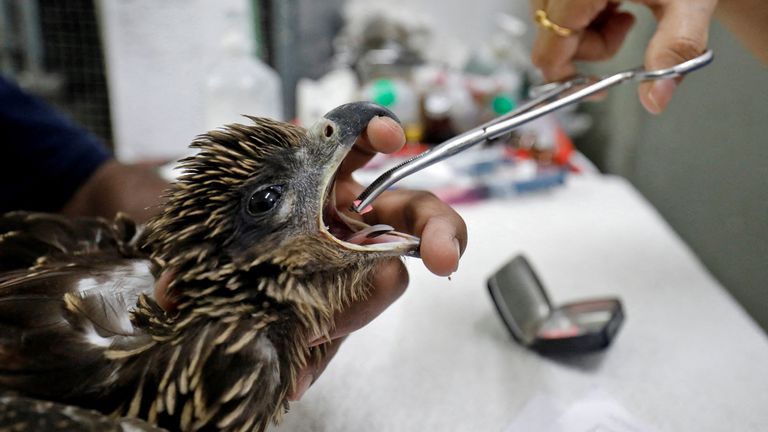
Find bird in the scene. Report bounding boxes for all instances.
[0,392,165,431]
[0,102,420,432]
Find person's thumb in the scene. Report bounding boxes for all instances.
[639,1,715,114]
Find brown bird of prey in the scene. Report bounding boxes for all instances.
[0,102,420,431]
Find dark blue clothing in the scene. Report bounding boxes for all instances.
[1,75,110,212]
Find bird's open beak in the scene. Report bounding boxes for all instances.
[317,102,421,256]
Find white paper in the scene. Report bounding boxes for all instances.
[505,390,658,432]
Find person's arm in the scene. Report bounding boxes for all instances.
[0,76,167,222]
[61,159,169,223]
[716,0,768,62]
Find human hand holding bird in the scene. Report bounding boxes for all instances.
[152,112,467,402]
[0,102,466,431]
[286,113,467,400]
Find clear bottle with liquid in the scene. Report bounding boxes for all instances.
[204,13,283,130]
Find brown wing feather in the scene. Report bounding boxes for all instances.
[0,212,155,402]
[0,392,167,431]
[0,211,143,272]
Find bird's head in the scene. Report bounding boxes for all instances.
[144,102,419,307]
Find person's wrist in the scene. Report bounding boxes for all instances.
[61,158,119,218]
[62,159,168,222]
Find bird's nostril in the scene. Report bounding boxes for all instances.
[324,125,334,138]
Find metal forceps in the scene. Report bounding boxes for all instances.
[352,49,714,213]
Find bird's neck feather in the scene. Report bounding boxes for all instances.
[99,248,382,428]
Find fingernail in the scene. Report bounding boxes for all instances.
[375,115,401,133]
[373,116,406,148]
[452,238,461,273]
[646,79,677,114]
[289,374,314,401]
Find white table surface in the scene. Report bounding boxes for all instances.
[276,174,768,432]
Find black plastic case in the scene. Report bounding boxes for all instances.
[487,255,624,354]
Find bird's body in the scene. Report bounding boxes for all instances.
[0,392,164,431]
[0,103,418,431]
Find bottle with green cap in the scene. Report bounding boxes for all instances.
[492,93,517,116]
[472,92,520,145]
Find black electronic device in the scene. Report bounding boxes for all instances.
[487,255,624,354]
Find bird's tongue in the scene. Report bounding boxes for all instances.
[345,224,395,245]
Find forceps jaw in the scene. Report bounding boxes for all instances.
[351,49,713,213]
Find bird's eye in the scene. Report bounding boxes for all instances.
[248,186,283,215]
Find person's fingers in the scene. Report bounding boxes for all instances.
[418,214,464,276]
[532,21,581,81]
[335,187,466,276]
[337,116,405,176]
[289,191,461,399]
[547,0,614,30]
[364,190,467,276]
[287,336,348,401]
[575,10,635,61]
[332,115,405,224]
[309,257,409,346]
[154,270,176,312]
[638,0,715,114]
[531,0,611,80]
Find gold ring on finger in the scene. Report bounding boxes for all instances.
[534,9,575,37]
